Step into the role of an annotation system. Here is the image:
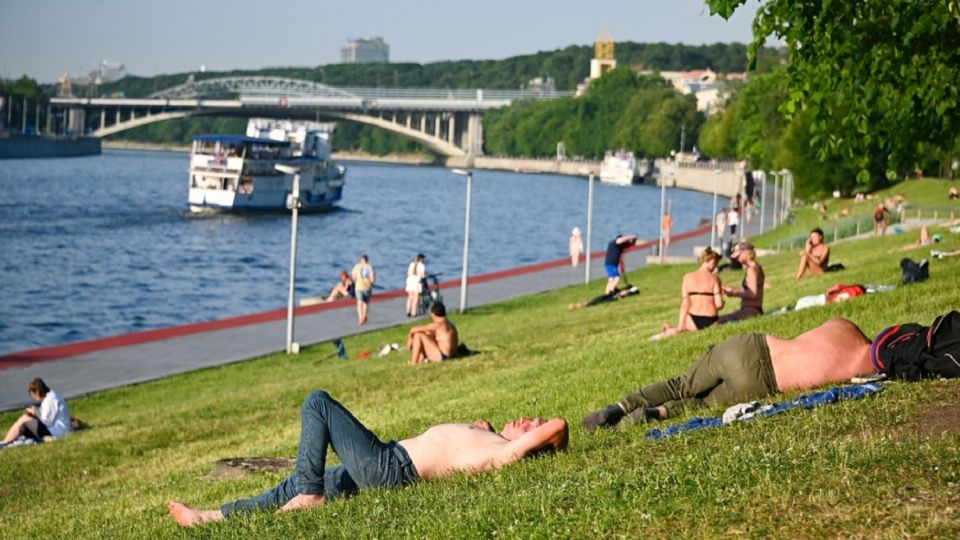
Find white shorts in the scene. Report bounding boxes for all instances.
[405,275,422,294]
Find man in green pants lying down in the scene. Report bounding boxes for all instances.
[583,317,877,432]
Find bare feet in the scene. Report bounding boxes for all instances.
[168,501,224,527]
[278,493,326,513]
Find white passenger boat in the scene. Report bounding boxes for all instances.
[599,150,639,185]
[188,119,346,212]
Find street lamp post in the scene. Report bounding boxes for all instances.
[710,168,721,250]
[759,171,768,235]
[275,164,302,354]
[658,174,667,263]
[772,171,781,228]
[578,168,595,284]
[452,168,473,313]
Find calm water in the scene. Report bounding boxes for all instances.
[0,149,713,354]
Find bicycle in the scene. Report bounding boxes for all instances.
[417,273,443,316]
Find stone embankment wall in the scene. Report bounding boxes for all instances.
[447,155,742,197]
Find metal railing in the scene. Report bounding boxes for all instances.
[772,206,959,251]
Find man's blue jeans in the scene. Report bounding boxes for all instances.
[220,391,420,517]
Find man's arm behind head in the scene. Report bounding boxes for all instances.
[499,418,569,468]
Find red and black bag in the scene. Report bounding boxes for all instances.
[871,311,960,380]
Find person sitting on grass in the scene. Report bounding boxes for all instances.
[169,391,569,527]
[795,228,831,280]
[1,378,72,447]
[583,316,880,432]
[717,242,765,324]
[407,302,459,365]
[656,247,724,338]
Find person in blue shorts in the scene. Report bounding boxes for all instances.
[604,234,638,293]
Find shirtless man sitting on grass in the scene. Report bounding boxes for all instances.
[407,302,459,365]
[169,391,568,527]
[583,317,877,431]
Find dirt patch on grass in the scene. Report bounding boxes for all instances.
[911,403,960,437]
[209,457,295,477]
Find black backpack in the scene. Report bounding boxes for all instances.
[900,258,929,284]
[872,311,960,381]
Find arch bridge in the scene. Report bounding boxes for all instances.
[49,76,572,159]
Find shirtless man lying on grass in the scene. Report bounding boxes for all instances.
[583,317,877,431]
[407,302,459,365]
[169,391,568,527]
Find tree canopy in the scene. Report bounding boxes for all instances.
[706,0,960,187]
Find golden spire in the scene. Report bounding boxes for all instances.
[595,30,614,61]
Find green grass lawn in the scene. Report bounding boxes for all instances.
[752,177,960,248]
[2,216,960,538]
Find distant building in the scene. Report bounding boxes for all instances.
[341,37,390,64]
[576,31,617,96]
[649,68,747,116]
[93,60,126,84]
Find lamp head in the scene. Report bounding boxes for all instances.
[451,168,470,177]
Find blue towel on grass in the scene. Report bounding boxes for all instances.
[645,383,883,440]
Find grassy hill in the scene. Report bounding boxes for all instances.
[2,185,959,538]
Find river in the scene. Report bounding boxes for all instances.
[0,148,714,354]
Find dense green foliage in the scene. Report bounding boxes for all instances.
[484,67,703,159]
[2,180,960,537]
[706,0,960,190]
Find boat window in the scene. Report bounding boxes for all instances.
[238,177,254,195]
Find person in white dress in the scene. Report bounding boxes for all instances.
[405,254,427,317]
[568,227,583,268]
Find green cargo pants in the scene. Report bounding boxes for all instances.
[620,333,779,418]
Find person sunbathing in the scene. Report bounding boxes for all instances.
[568,284,640,310]
[795,228,831,280]
[717,242,765,324]
[2,378,73,447]
[407,302,459,364]
[657,248,724,338]
[169,391,568,526]
[583,316,877,432]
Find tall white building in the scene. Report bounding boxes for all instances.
[341,37,390,64]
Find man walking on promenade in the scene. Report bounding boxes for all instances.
[604,234,638,294]
[351,255,376,325]
[583,316,877,431]
[169,391,568,526]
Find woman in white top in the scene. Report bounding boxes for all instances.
[405,253,427,317]
[569,227,584,268]
[2,378,72,445]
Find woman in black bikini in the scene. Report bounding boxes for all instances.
[657,248,724,339]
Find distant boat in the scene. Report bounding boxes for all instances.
[188,119,345,212]
[599,150,639,185]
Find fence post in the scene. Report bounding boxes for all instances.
[934,211,938,222]
[834,227,838,243]
[856,220,861,237]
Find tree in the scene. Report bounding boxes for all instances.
[706,0,960,188]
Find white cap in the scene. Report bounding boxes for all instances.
[572,227,581,235]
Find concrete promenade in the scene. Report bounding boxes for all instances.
[1,207,774,411]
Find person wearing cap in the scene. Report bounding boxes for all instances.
[405,253,427,317]
[795,228,831,280]
[569,227,584,268]
[583,316,879,431]
[604,234,638,294]
[718,242,764,324]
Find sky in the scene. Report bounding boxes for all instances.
[0,0,763,83]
